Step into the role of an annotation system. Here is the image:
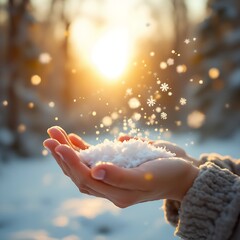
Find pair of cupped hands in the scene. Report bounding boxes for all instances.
[43,126,199,208]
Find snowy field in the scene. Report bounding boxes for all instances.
[0,131,240,240]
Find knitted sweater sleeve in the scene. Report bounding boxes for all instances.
[176,162,240,240]
[163,154,240,240]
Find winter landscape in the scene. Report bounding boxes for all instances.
[1,0,240,240]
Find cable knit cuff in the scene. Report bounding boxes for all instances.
[176,162,240,240]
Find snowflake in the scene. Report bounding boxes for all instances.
[160,83,170,92]
[184,39,190,44]
[147,96,156,107]
[161,112,167,120]
[180,98,187,105]
[167,58,174,66]
[126,88,133,96]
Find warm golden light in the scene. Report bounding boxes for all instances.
[187,110,206,129]
[208,67,220,79]
[31,75,41,85]
[91,30,130,81]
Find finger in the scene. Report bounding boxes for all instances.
[91,163,148,191]
[56,126,82,151]
[47,126,75,149]
[80,186,107,199]
[43,139,71,175]
[118,135,132,142]
[153,140,185,157]
[68,133,90,150]
[54,145,141,203]
[43,138,60,152]
[55,144,90,180]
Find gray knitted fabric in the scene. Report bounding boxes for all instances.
[176,162,240,240]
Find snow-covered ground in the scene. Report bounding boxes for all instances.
[0,131,240,240]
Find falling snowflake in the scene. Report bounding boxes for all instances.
[128,97,141,109]
[159,62,167,69]
[160,83,169,92]
[161,112,167,120]
[147,96,156,107]
[167,58,174,66]
[184,39,190,44]
[180,98,187,105]
[126,88,133,96]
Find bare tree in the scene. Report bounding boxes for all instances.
[193,0,240,137]
[171,0,189,52]
[4,0,39,157]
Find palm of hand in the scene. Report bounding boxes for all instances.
[44,126,199,207]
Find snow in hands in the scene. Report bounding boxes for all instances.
[78,139,175,168]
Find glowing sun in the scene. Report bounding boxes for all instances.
[91,30,130,81]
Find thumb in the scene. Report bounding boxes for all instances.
[91,163,147,190]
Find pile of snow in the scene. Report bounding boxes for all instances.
[78,139,175,168]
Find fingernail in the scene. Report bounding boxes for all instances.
[47,126,57,135]
[47,127,53,134]
[92,169,106,180]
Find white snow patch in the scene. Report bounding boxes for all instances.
[78,139,175,168]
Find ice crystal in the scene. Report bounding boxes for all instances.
[180,98,187,105]
[147,96,156,107]
[160,83,169,92]
[161,112,167,120]
[126,88,133,96]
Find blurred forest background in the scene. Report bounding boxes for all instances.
[0,0,240,160]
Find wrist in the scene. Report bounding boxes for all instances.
[178,164,199,201]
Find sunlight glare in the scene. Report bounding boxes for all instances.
[91,30,130,81]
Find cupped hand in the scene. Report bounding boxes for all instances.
[43,127,199,208]
[52,144,198,207]
[90,157,199,206]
